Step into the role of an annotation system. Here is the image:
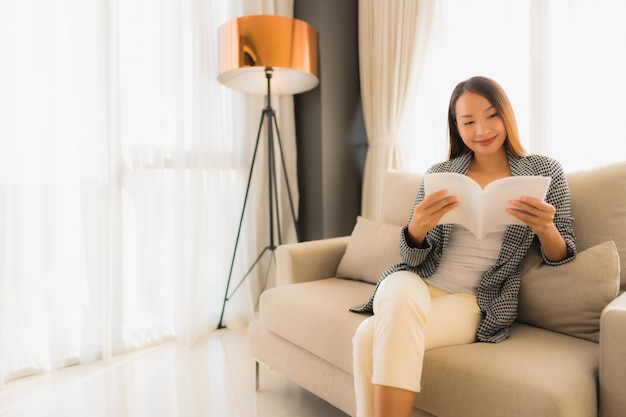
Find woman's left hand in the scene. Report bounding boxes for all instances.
[507,197,556,236]
[508,196,569,262]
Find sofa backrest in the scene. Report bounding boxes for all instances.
[379,162,626,293]
[379,170,422,226]
[566,162,626,292]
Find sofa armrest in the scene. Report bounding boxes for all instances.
[599,291,626,417]
[275,236,349,286]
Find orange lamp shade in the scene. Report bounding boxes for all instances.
[217,15,319,95]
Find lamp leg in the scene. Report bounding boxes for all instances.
[217,108,267,330]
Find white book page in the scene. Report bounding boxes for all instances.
[482,176,551,228]
[423,173,551,239]
[424,173,481,236]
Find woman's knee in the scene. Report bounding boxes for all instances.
[373,271,430,314]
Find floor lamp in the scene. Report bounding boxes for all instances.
[216,15,319,329]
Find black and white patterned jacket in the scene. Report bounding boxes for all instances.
[350,151,577,343]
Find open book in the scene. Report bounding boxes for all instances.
[423,173,551,239]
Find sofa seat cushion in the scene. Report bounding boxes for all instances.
[416,323,599,417]
[259,277,373,374]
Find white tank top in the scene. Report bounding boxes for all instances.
[424,224,506,295]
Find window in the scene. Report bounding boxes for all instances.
[404,0,626,173]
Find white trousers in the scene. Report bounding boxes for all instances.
[352,271,482,417]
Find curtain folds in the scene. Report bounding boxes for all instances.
[358,0,434,220]
[0,0,297,386]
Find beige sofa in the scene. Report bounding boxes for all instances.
[249,162,626,417]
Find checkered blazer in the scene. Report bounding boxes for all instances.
[350,151,577,343]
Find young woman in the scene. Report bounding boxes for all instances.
[351,76,577,417]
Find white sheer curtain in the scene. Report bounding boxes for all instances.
[541,0,626,171]
[358,0,434,220]
[0,0,109,381]
[0,0,296,385]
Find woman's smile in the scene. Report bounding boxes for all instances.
[475,136,497,146]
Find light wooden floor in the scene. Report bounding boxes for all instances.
[0,326,349,417]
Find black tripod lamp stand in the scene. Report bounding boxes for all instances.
[216,15,319,329]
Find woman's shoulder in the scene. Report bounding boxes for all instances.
[427,161,451,173]
[511,153,565,176]
[427,153,472,174]
[520,153,560,166]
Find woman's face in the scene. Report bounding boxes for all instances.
[455,92,506,157]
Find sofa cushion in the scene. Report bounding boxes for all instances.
[380,170,422,226]
[259,278,373,374]
[518,241,620,342]
[416,324,599,417]
[566,161,626,293]
[336,216,402,284]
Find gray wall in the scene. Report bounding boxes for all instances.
[294,0,367,241]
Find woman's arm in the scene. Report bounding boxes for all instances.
[507,157,575,263]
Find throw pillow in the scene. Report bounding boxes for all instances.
[517,240,620,343]
[336,216,402,284]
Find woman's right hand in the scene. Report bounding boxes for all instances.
[407,190,459,246]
